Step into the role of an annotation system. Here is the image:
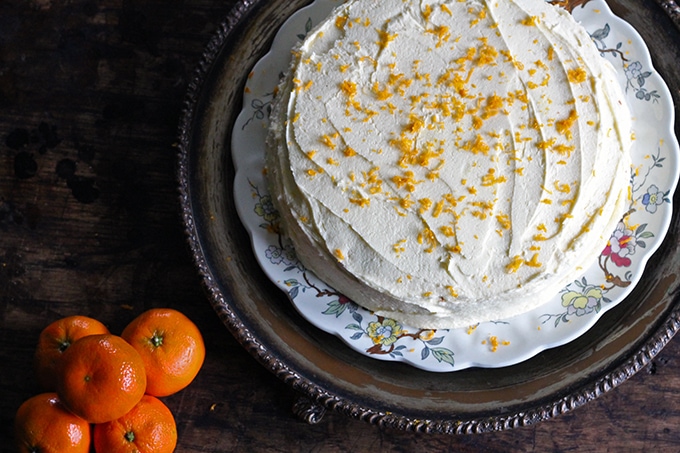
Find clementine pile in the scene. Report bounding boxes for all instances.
[14,393,91,453]
[57,334,147,424]
[34,315,110,391]
[17,309,204,452]
[122,308,205,397]
[93,394,177,453]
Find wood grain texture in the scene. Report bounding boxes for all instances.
[1,0,679,451]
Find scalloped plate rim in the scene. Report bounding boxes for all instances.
[231,0,680,372]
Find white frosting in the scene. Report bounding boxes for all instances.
[266,0,632,329]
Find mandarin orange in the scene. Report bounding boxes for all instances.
[57,334,147,424]
[121,308,205,397]
[93,394,177,453]
[14,393,91,453]
[34,315,110,391]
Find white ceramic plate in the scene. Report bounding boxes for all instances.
[232,0,679,372]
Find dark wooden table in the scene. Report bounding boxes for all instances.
[1,1,679,451]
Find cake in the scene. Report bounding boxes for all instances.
[266,0,632,329]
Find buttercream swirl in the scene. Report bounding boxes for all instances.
[266,0,631,329]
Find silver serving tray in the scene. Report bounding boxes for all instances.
[178,0,680,433]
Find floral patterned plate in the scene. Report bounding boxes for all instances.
[231,0,679,372]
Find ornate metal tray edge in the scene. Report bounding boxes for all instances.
[653,0,680,26]
[177,0,680,433]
